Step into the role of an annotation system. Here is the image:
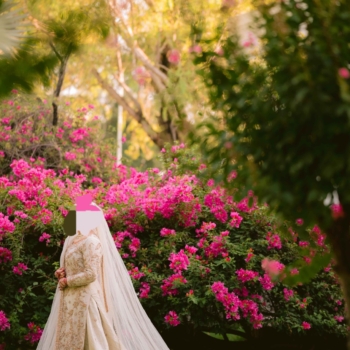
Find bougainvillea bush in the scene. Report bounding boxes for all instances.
[0,145,346,349]
[0,93,117,182]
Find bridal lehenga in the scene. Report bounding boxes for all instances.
[37,201,169,350]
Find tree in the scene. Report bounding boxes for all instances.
[192,0,350,347]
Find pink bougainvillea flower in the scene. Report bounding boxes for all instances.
[227,170,237,182]
[139,282,150,298]
[167,49,181,65]
[24,322,43,344]
[331,203,344,219]
[0,247,12,263]
[229,211,243,228]
[283,288,294,301]
[334,315,344,322]
[302,321,311,330]
[160,228,176,237]
[121,136,126,143]
[161,273,187,296]
[207,179,215,187]
[188,45,202,54]
[245,249,254,263]
[128,266,145,280]
[0,311,10,331]
[39,232,51,244]
[132,66,151,86]
[185,245,198,254]
[169,250,190,273]
[242,32,257,48]
[303,256,312,265]
[13,262,28,275]
[259,273,274,290]
[261,258,285,277]
[296,218,304,226]
[339,68,350,79]
[266,232,282,250]
[211,281,241,320]
[164,311,180,326]
[290,268,299,276]
[236,269,259,283]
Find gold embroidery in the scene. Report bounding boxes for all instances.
[101,256,109,313]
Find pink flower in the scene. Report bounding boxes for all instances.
[129,237,140,257]
[164,311,180,326]
[185,245,198,254]
[290,268,299,276]
[169,250,190,273]
[331,203,344,219]
[296,218,304,226]
[24,322,43,344]
[189,45,202,54]
[303,256,312,265]
[160,228,176,237]
[299,241,309,247]
[259,274,274,290]
[229,211,243,228]
[64,152,76,161]
[161,148,166,153]
[242,32,257,48]
[227,170,237,182]
[161,273,187,296]
[13,262,28,275]
[211,281,240,320]
[139,282,150,298]
[302,321,311,330]
[339,68,350,79]
[266,233,282,249]
[132,66,151,86]
[207,179,215,187]
[0,311,10,331]
[245,249,254,263]
[283,288,294,301]
[334,315,344,322]
[0,247,12,263]
[261,258,285,277]
[39,232,51,244]
[128,266,145,280]
[121,136,126,143]
[167,49,181,65]
[236,269,259,283]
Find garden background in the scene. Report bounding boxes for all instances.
[0,0,350,349]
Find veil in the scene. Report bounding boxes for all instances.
[37,202,169,350]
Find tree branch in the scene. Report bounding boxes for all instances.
[92,68,164,147]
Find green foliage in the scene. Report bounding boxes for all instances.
[192,0,350,231]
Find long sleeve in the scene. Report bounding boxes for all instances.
[66,236,102,288]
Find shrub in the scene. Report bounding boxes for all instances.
[0,146,346,349]
[0,93,117,183]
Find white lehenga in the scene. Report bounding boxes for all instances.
[37,203,170,350]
